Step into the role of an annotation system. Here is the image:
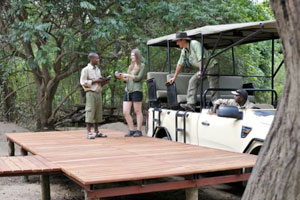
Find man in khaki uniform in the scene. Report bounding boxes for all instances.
[212,89,253,113]
[168,32,219,111]
[80,52,109,139]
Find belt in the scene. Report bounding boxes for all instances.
[87,90,96,93]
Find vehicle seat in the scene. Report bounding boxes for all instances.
[147,72,168,102]
[218,76,243,98]
[166,73,193,104]
[165,74,255,107]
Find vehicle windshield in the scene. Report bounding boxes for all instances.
[253,110,275,117]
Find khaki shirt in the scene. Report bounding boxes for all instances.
[177,40,217,69]
[213,99,254,109]
[80,63,102,93]
[126,63,146,93]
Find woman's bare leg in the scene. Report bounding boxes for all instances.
[133,101,143,131]
[123,101,134,131]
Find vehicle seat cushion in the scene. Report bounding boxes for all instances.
[147,72,168,90]
[218,76,243,95]
[167,73,193,95]
[157,90,167,98]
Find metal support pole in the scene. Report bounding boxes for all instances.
[273,60,284,78]
[8,140,14,156]
[183,112,186,143]
[200,34,204,111]
[232,47,236,75]
[175,111,179,142]
[202,33,223,76]
[167,40,171,74]
[271,39,275,105]
[41,174,50,200]
[21,148,29,182]
[147,46,150,72]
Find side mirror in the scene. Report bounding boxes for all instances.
[217,106,243,120]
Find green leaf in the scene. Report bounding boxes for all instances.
[80,1,96,10]
[35,23,51,31]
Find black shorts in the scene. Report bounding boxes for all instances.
[123,91,143,102]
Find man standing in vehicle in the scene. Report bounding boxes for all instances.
[211,89,253,113]
[168,32,218,111]
[80,52,109,139]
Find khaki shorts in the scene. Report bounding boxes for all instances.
[85,92,103,123]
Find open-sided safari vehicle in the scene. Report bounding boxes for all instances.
[146,20,283,156]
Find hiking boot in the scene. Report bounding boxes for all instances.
[125,130,135,137]
[180,103,195,111]
[87,133,95,139]
[133,130,143,137]
[95,132,107,138]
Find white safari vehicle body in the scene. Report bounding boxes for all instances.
[147,108,275,154]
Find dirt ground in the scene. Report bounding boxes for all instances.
[0,121,244,200]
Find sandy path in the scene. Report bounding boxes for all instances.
[0,122,242,200]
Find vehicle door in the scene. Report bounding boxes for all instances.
[197,109,245,152]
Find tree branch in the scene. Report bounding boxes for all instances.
[100,2,116,18]
[60,54,79,73]
[48,83,81,124]
[54,51,88,67]
[0,82,35,107]
[22,41,35,58]
[55,63,84,82]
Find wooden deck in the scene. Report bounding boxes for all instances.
[0,155,59,176]
[3,129,257,199]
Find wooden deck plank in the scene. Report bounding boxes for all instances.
[8,157,31,172]
[0,158,11,172]
[2,157,21,172]
[4,129,257,185]
[19,156,38,170]
[0,156,60,176]
[34,156,59,170]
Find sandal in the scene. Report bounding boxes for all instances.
[95,132,107,138]
[87,132,95,139]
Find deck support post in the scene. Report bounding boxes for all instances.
[84,191,100,200]
[84,191,89,200]
[186,187,198,200]
[185,175,198,200]
[41,174,50,200]
[8,140,15,156]
[21,148,29,182]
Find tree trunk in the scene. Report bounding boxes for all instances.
[79,87,86,104]
[110,84,115,108]
[0,70,15,121]
[37,81,59,130]
[242,1,300,200]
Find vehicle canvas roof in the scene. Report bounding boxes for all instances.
[147,20,279,49]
